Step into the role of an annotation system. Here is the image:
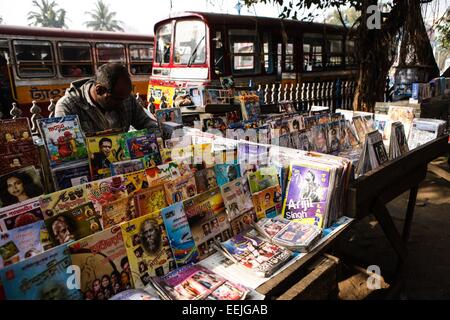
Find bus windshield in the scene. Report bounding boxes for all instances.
[156,23,172,65]
[174,20,206,65]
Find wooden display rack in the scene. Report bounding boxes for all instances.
[255,135,448,299]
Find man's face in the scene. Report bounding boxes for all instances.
[52,219,74,244]
[96,76,131,111]
[141,220,160,253]
[100,141,112,157]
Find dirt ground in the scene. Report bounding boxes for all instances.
[336,156,450,300]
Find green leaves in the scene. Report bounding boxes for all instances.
[84,0,124,32]
[27,0,67,28]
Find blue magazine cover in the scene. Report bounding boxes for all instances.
[161,202,198,267]
[214,163,241,186]
[0,244,82,300]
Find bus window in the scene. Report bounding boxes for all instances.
[285,42,294,71]
[229,30,259,74]
[346,39,356,66]
[0,39,9,62]
[129,44,153,74]
[263,33,273,74]
[174,20,206,65]
[155,23,172,65]
[326,36,343,67]
[96,43,126,66]
[303,34,323,71]
[213,31,225,75]
[13,40,54,77]
[58,42,93,77]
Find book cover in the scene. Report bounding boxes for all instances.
[0,144,41,176]
[0,118,32,145]
[251,185,283,220]
[51,161,90,191]
[254,216,290,239]
[194,168,218,194]
[40,185,88,219]
[183,188,231,260]
[119,129,149,159]
[312,125,329,154]
[214,163,241,186]
[247,167,279,194]
[86,134,125,181]
[152,264,249,300]
[218,232,292,278]
[161,202,199,267]
[0,220,46,268]
[145,162,181,187]
[163,174,197,205]
[0,198,45,232]
[239,95,261,121]
[229,210,256,237]
[0,244,82,300]
[126,133,162,166]
[282,163,332,229]
[85,176,128,216]
[120,211,176,288]
[155,108,183,126]
[272,221,321,251]
[123,169,149,195]
[68,225,132,300]
[110,158,146,176]
[44,202,102,246]
[101,195,137,229]
[0,166,44,209]
[221,177,254,221]
[134,185,168,216]
[38,116,87,168]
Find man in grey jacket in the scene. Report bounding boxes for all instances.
[55,63,158,134]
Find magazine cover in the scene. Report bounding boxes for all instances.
[252,185,283,220]
[85,176,128,216]
[120,211,176,288]
[254,216,290,239]
[0,244,82,300]
[0,220,46,268]
[118,129,149,159]
[217,232,293,278]
[0,118,32,145]
[51,161,90,191]
[86,134,125,180]
[145,162,181,187]
[110,158,146,176]
[195,168,218,194]
[0,166,44,209]
[183,188,231,260]
[155,108,183,126]
[247,167,279,194]
[312,125,329,154]
[163,174,197,205]
[161,202,199,267]
[44,202,102,246]
[0,144,41,176]
[229,210,257,237]
[326,121,341,155]
[69,225,132,300]
[282,163,332,229]
[40,185,88,219]
[101,195,137,229]
[272,221,321,251]
[38,116,87,168]
[123,169,149,195]
[214,163,241,186]
[221,177,254,221]
[0,198,45,232]
[239,95,261,121]
[152,264,249,300]
[126,133,162,165]
[134,185,168,216]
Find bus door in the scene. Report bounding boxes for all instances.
[0,39,14,116]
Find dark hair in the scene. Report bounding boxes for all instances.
[0,170,43,207]
[95,63,131,93]
[98,137,112,148]
[120,257,129,269]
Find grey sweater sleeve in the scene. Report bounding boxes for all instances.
[54,95,76,117]
[130,99,159,129]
